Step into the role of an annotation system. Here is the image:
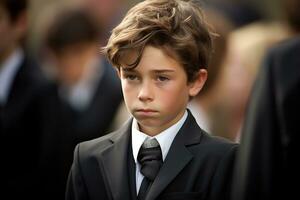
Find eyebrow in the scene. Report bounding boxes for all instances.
[122,68,136,72]
[152,69,175,73]
[122,68,175,73]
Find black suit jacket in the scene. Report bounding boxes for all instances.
[231,37,300,200]
[66,111,238,200]
[0,54,50,199]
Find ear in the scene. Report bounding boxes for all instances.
[188,69,207,97]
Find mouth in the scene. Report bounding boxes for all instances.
[134,108,158,116]
[136,108,157,112]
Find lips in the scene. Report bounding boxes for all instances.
[134,108,158,116]
[136,109,157,113]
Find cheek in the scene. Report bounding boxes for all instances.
[158,85,188,108]
[121,81,130,95]
[121,82,136,103]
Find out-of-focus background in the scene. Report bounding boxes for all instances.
[1,0,299,199]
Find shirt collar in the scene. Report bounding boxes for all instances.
[131,110,188,163]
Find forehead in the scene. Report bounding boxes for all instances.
[121,45,183,72]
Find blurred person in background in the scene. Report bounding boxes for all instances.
[206,0,263,29]
[42,8,122,139]
[188,6,235,141]
[77,0,131,45]
[231,36,300,200]
[37,8,123,199]
[230,0,300,198]
[219,0,300,141]
[0,0,51,198]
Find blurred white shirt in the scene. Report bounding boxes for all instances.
[0,48,23,105]
[187,100,211,133]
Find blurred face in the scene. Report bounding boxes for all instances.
[54,42,99,86]
[79,0,122,24]
[120,45,207,136]
[0,6,17,62]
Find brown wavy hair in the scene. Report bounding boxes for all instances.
[103,0,213,82]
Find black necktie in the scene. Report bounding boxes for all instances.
[137,138,163,200]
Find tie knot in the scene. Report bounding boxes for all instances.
[142,137,160,148]
[137,138,163,181]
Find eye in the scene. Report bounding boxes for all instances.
[157,75,169,82]
[124,74,138,81]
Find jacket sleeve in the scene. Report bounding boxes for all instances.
[65,144,89,200]
[207,144,238,200]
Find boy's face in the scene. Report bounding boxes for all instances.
[119,45,207,136]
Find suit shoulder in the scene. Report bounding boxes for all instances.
[197,132,239,158]
[270,37,300,55]
[75,130,118,159]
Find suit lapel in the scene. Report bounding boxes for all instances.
[5,55,44,118]
[99,119,133,200]
[146,111,203,200]
[6,57,28,109]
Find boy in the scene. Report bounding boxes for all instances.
[66,0,238,200]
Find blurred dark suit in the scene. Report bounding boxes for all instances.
[0,54,50,199]
[231,37,300,200]
[71,59,123,142]
[38,59,123,199]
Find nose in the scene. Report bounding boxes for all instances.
[138,81,154,102]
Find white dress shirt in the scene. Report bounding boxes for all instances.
[131,110,188,194]
[0,48,23,105]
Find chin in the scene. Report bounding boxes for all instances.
[136,118,162,128]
